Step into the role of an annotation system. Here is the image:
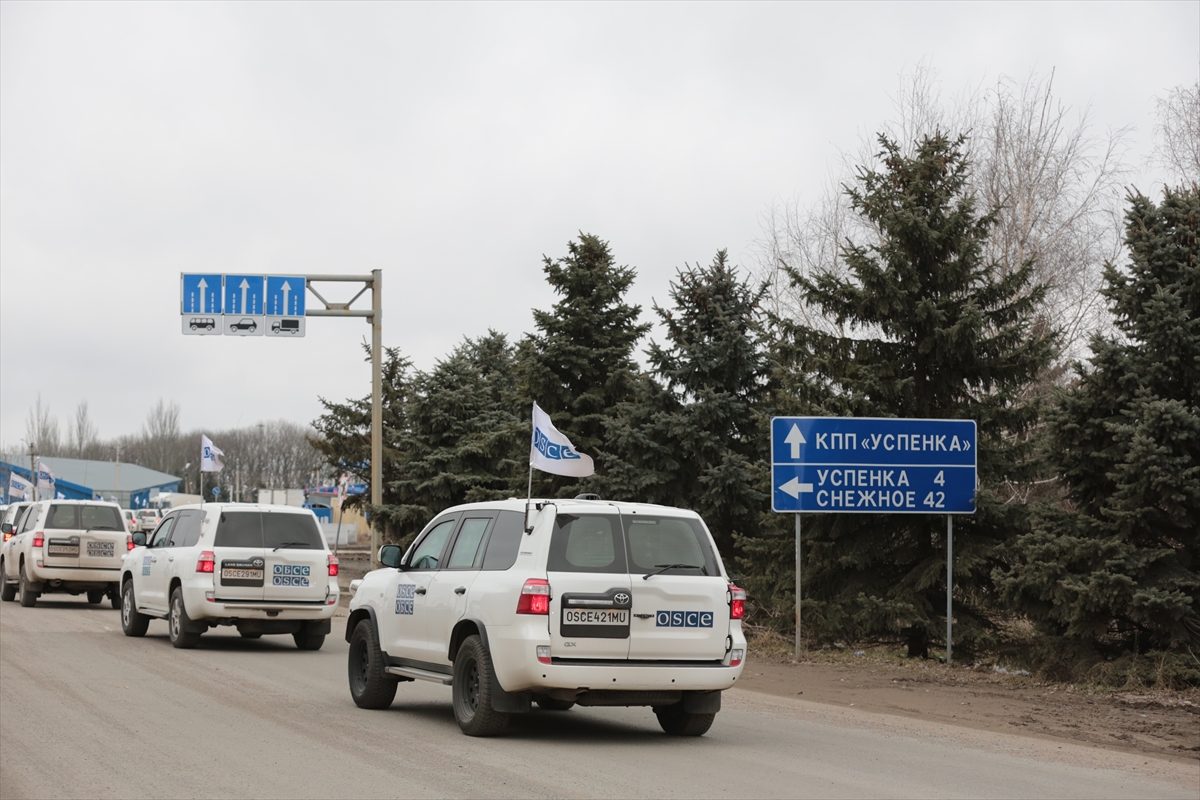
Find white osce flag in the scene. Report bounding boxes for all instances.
[36,461,55,492]
[8,473,32,502]
[201,435,225,473]
[530,403,594,478]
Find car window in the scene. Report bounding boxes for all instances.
[481,511,524,571]
[151,516,176,548]
[408,519,455,570]
[18,506,39,533]
[624,516,715,576]
[214,512,263,548]
[81,505,123,531]
[547,514,627,574]
[46,504,78,529]
[262,513,324,550]
[446,517,492,570]
[172,510,204,548]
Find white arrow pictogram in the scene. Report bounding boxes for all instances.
[784,424,806,459]
[280,281,291,316]
[197,278,208,314]
[239,279,249,314]
[779,477,814,499]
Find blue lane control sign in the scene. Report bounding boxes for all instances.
[771,417,977,514]
[266,276,305,317]
[181,274,223,315]
[223,275,265,316]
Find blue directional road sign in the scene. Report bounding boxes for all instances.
[224,275,265,316]
[180,274,223,316]
[771,417,977,514]
[266,276,305,317]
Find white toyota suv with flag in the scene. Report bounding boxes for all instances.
[119,504,339,649]
[345,496,747,737]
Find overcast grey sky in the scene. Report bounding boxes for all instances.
[2,1,1197,450]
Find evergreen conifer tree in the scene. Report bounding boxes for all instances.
[998,187,1200,655]
[600,251,771,555]
[772,134,1055,656]
[520,233,650,496]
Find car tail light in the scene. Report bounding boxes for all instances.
[33,533,44,549]
[327,554,339,576]
[729,584,746,620]
[196,551,215,573]
[516,578,550,615]
[126,535,135,551]
[730,648,744,667]
[536,646,551,664]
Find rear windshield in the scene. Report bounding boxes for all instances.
[547,512,717,576]
[214,512,325,550]
[45,504,124,532]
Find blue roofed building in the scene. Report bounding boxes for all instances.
[1,454,181,509]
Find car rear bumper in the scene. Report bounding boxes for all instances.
[488,617,746,693]
[28,565,121,586]
[181,582,338,621]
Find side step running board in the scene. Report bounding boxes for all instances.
[386,665,453,685]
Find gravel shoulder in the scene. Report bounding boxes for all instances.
[737,645,1200,767]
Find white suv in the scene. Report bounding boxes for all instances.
[345,497,747,737]
[120,504,339,649]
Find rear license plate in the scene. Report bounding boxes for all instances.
[220,559,265,586]
[222,568,263,580]
[47,540,79,556]
[562,609,629,625]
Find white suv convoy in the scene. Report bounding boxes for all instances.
[346,498,747,737]
[120,504,339,649]
[0,500,130,607]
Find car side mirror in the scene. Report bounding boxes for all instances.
[0,523,10,534]
[132,532,147,546]
[379,544,403,569]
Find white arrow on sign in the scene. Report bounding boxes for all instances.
[197,278,209,314]
[239,279,249,314]
[280,280,291,315]
[785,424,806,459]
[779,477,814,499]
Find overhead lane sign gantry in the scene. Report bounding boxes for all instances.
[771,417,977,514]
[265,275,306,337]
[223,275,266,336]
[181,274,223,335]
[180,274,306,337]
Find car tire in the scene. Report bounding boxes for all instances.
[109,589,121,610]
[121,580,150,637]
[168,587,201,649]
[535,695,575,711]
[0,562,15,602]
[654,706,716,736]
[18,564,37,607]
[347,619,397,709]
[452,634,510,737]
[87,590,104,605]
[293,632,325,650]
[239,631,262,639]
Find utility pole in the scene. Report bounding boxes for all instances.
[28,443,37,502]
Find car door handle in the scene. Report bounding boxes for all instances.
[167,556,174,562]
[150,557,157,563]
[414,587,426,595]
[454,587,466,595]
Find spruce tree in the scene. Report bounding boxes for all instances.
[520,233,650,496]
[600,251,771,555]
[773,134,1055,656]
[998,187,1200,655]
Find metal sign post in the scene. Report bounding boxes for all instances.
[181,270,384,567]
[770,417,977,663]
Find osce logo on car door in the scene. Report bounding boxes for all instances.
[656,610,714,628]
[395,583,415,615]
[273,564,310,587]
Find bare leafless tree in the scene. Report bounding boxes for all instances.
[139,399,183,473]
[1152,82,1200,187]
[758,65,1130,365]
[23,394,62,456]
[71,401,100,458]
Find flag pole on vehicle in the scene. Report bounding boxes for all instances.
[526,403,594,532]
[200,434,225,508]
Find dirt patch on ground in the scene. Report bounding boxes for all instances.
[738,644,1200,765]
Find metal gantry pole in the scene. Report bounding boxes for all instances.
[370,269,383,568]
[795,513,802,661]
[946,514,953,664]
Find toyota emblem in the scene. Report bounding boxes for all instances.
[614,592,630,605]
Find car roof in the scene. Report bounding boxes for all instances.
[435,497,701,519]
[169,503,317,514]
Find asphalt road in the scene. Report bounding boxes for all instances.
[1,598,1194,800]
